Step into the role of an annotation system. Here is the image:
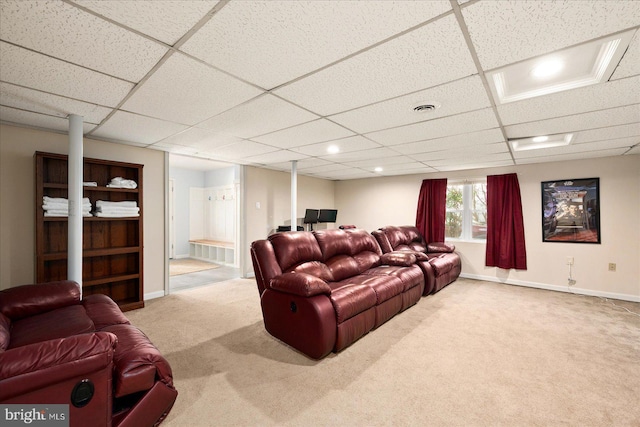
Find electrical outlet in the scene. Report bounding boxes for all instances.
[566,256,574,265]
[608,263,616,272]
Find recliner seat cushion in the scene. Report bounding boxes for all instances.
[8,305,94,349]
[328,283,377,323]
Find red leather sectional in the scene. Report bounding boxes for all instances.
[251,227,461,359]
[0,281,177,427]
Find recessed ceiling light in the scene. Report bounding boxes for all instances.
[532,135,549,143]
[531,59,564,79]
[327,145,339,154]
[486,30,634,104]
[374,167,383,172]
[509,133,574,151]
[413,102,440,113]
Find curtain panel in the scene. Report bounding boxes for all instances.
[415,178,447,243]
[486,173,527,270]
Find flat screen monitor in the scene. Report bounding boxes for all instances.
[318,209,338,223]
[303,209,319,224]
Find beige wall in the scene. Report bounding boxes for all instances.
[243,165,335,275]
[336,155,640,301]
[0,124,166,298]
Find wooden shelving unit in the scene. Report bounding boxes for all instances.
[35,152,144,311]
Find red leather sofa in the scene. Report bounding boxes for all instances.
[373,225,462,295]
[0,281,177,427]
[251,228,425,359]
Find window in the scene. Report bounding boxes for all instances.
[445,181,487,241]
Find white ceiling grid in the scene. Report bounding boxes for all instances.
[0,0,638,180]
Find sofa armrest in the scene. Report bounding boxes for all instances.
[270,273,331,297]
[0,331,117,401]
[380,252,417,267]
[0,281,81,321]
[427,242,456,253]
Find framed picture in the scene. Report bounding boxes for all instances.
[541,178,600,244]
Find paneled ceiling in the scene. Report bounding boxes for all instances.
[1,0,638,179]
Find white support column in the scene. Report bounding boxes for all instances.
[291,160,297,232]
[68,114,83,294]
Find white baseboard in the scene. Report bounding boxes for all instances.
[173,254,190,259]
[459,273,640,303]
[144,290,166,301]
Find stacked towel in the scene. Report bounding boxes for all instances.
[83,181,98,187]
[95,200,139,217]
[43,196,92,217]
[106,177,137,189]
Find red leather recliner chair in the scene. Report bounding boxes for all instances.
[0,281,177,427]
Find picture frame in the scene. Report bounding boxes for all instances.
[541,177,600,244]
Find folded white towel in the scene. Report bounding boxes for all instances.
[83,182,98,187]
[44,211,92,217]
[43,196,91,205]
[106,177,137,189]
[43,203,91,210]
[96,207,140,214]
[94,212,139,218]
[96,200,137,208]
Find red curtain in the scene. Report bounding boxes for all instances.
[415,178,447,243]
[486,173,527,269]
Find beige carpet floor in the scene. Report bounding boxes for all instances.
[126,278,640,427]
[169,258,220,276]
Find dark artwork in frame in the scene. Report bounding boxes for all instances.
[541,177,600,244]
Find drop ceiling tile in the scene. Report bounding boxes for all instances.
[393,128,506,155]
[322,169,377,180]
[426,152,513,166]
[268,158,333,171]
[611,30,640,80]
[367,108,500,146]
[462,0,640,70]
[413,143,510,163]
[574,124,640,144]
[121,53,263,125]
[626,146,640,155]
[0,42,133,107]
[380,166,437,176]
[515,148,629,165]
[436,160,514,172]
[0,106,95,133]
[301,163,353,175]
[274,14,477,116]
[91,111,188,145]
[513,137,639,160]
[181,0,452,89]
[197,94,319,138]
[504,104,640,139]
[498,76,640,126]
[169,153,233,171]
[211,141,279,161]
[0,0,168,82]
[158,127,243,149]
[291,136,381,156]
[318,147,400,163]
[71,0,217,46]
[244,150,309,165]
[252,119,354,149]
[0,82,111,124]
[147,142,199,156]
[329,76,492,134]
[343,156,415,168]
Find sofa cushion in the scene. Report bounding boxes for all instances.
[0,313,10,351]
[289,261,334,282]
[0,281,80,321]
[328,284,377,323]
[314,229,352,260]
[380,252,416,267]
[365,265,424,292]
[325,255,360,282]
[8,305,94,349]
[269,232,322,271]
[102,324,174,398]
